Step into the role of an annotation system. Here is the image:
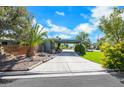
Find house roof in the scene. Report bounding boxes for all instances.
[0,37,15,41]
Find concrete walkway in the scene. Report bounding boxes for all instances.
[30,49,105,73]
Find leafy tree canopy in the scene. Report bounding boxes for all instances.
[99,7,124,44]
[76,31,91,48]
[0,6,32,42]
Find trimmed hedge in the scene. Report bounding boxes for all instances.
[74,44,86,55]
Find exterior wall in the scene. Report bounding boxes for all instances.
[39,44,45,52]
[38,41,53,53]
[0,40,16,45]
[44,41,52,53]
[36,40,56,54]
[36,44,44,52]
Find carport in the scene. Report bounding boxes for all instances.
[54,39,81,51]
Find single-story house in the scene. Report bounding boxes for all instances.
[0,37,16,45]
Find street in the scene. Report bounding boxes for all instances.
[0,74,124,87]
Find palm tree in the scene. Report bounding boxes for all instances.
[76,32,90,48]
[56,36,61,52]
[26,23,47,57]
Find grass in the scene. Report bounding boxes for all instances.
[81,51,104,64]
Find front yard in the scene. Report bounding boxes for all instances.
[0,52,55,71]
[81,51,104,64]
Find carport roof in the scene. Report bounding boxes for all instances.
[54,39,81,43]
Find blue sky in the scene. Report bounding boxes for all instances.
[26,6,124,43]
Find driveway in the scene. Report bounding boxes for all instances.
[30,49,105,73]
[1,49,124,87]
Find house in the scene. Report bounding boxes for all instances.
[38,39,56,54]
[38,38,81,54]
[0,37,16,45]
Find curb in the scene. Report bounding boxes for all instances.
[27,61,43,70]
[0,71,110,79]
[28,56,55,70]
[0,57,56,77]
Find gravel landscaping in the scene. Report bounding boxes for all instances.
[0,53,55,71]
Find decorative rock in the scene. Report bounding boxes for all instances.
[0,46,5,55]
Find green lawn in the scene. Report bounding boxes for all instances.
[81,52,104,64]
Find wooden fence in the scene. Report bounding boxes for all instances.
[2,45,29,55]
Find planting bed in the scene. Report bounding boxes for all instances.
[0,53,55,71]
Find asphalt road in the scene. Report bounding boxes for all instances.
[0,74,124,87]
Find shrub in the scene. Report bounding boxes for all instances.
[100,41,124,70]
[74,44,86,55]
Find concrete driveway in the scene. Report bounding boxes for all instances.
[1,50,124,87]
[30,49,105,73]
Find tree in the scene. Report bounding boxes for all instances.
[56,36,61,51]
[74,44,86,55]
[99,7,124,44]
[0,6,32,43]
[26,23,47,57]
[99,7,124,70]
[96,37,105,49]
[76,32,90,48]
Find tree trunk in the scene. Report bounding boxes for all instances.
[26,46,35,57]
[57,43,61,51]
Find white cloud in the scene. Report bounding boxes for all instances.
[46,19,71,33]
[46,19,53,26]
[46,19,79,39]
[80,13,89,19]
[55,11,65,16]
[91,6,113,19]
[72,7,114,35]
[31,18,47,33]
[38,24,43,29]
[48,34,72,39]
[57,34,72,39]
[32,18,42,31]
[120,12,124,21]
[74,23,95,33]
[90,6,114,26]
[45,19,97,39]
[32,18,37,26]
[38,24,46,32]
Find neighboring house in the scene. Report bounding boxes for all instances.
[0,37,55,54]
[0,37,16,45]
